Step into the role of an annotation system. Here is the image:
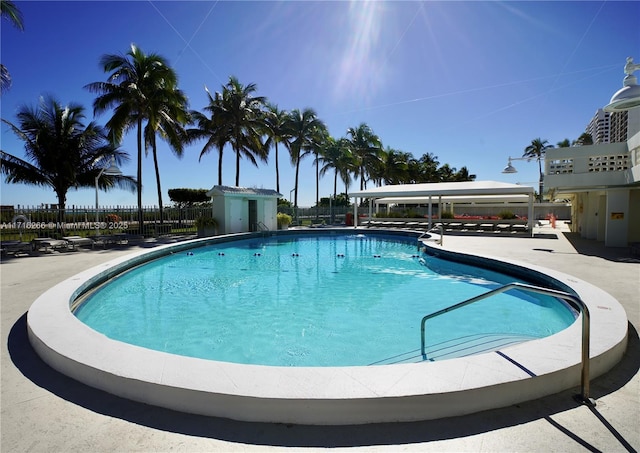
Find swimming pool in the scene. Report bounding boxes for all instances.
[74,233,575,366]
[27,229,628,424]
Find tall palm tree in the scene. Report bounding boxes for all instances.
[523,138,553,201]
[261,103,290,193]
[319,136,350,201]
[556,138,571,148]
[346,123,383,190]
[378,147,410,185]
[285,108,326,210]
[85,43,178,232]
[144,84,189,223]
[216,76,267,186]
[187,88,230,185]
[0,95,135,224]
[1,0,24,94]
[336,146,357,199]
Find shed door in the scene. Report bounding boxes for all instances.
[248,200,258,232]
[229,199,243,233]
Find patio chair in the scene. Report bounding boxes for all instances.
[62,236,95,250]
[31,237,68,253]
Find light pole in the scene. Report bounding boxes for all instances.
[95,158,123,227]
[502,156,544,201]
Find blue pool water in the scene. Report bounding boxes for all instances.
[74,233,576,366]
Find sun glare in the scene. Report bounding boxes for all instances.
[331,1,387,105]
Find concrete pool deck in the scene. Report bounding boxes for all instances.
[2,223,639,451]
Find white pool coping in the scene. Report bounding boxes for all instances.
[27,234,628,425]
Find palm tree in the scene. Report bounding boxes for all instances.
[1,0,24,94]
[187,88,230,185]
[523,138,553,201]
[285,108,326,211]
[319,136,350,201]
[556,138,571,148]
[85,43,178,232]
[0,95,135,225]
[573,132,593,146]
[346,123,383,190]
[378,147,410,185]
[216,76,267,186]
[261,103,290,193]
[143,83,189,224]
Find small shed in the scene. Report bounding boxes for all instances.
[206,186,282,234]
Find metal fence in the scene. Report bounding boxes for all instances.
[0,205,213,241]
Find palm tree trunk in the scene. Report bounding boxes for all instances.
[235,142,241,186]
[152,138,164,224]
[275,142,280,194]
[315,150,319,221]
[137,118,143,234]
[332,170,338,224]
[56,190,67,234]
[294,150,301,223]
[217,145,223,185]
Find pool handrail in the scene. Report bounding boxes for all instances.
[419,281,594,405]
[417,224,443,247]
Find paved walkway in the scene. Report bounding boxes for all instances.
[1,225,638,452]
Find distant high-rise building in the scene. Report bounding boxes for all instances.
[585,109,610,144]
[584,109,628,144]
[610,111,628,143]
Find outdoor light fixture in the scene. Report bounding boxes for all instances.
[604,56,640,112]
[502,157,518,174]
[95,158,123,225]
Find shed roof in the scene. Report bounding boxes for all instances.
[351,181,535,200]
[207,186,282,198]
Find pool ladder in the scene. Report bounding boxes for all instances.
[420,282,594,406]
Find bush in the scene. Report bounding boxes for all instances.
[440,211,454,219]
[277,212,292,228]
[498,210,516,220]
[195,215,217,229]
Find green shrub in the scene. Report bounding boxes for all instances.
[277,212,292,228]
[195,215,217,229]
[440,211,454,219]
[498,210,516,220]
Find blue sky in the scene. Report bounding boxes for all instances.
[1,1,639,208]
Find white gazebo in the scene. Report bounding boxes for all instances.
[206,186,282,234]
[350,181,536,233]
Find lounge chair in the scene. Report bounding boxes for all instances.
[1,241,32,256]
[62,236,95,250]
[31,237,68,253]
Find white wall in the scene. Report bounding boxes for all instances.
[605,189,630,247]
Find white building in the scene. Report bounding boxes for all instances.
[545,108,640,247]
[206,186,281,234]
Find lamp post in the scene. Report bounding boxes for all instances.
[95,158,123,227]
[502,156,544,201]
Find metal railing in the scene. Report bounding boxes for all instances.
[417,224,443,247]
[419,282,593,404]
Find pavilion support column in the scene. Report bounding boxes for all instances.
[428,196,433,230]
[354,198,358,227]
[528,194,534,237]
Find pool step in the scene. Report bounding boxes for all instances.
[371,333,540,365]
